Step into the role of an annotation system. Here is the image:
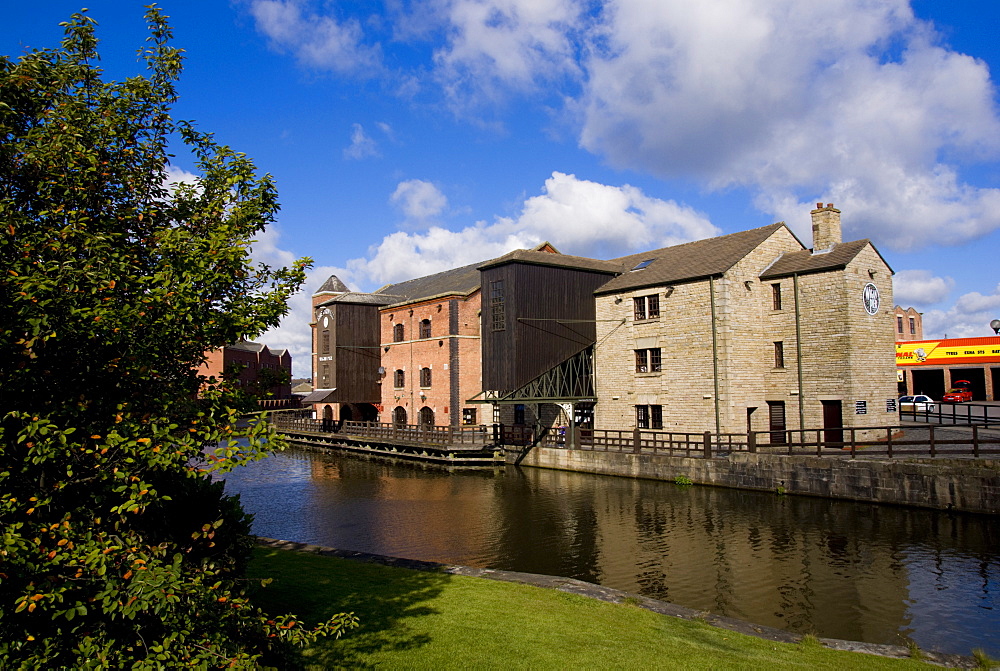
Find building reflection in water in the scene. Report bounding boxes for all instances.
[221,448,999,657]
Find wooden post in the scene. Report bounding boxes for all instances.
[703,431,712,458]
[567,423,576,450]
[747,431,756,454]
[973,425,979,458]
[633,428,642,454]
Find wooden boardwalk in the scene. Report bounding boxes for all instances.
[271,414,503,466]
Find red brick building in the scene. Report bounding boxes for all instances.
[378,262,483,427]
[894,306,923,341]
[200,341,292,398]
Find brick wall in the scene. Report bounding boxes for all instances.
[380,291,481,426]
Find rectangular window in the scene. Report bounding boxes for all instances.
[462,408,477,425]
[490,279,505,332]
[633,297,646,321]
[635,348,662,373]
[420,367,432,387]
[909,317,916,335]
[650,405,663,429]
[320,364,330,387]
[772,284,782,310]
[636,405,663,429]
[897,316,904,333]
[419,319,432,339]
[635,349,648,372]
[774,341,785,368]
[647,294,660,319]
[321,330,330,353]
[633,294,661,320]
[636,405,649,428]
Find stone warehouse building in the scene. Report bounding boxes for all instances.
[591,205,897,440]
[310,205,898,439]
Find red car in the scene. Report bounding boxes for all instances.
[941,380,973,403]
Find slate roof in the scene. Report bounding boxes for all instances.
[759,239,890,279]
[314,275,350,295]
[595,223,790,295]
[227,341,266,353]
[373,259,485,306]
[478,249,624,274]
[316,291,400,308]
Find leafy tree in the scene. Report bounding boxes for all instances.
[0,7,356,667]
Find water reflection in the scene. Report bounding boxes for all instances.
[220,448,999,657]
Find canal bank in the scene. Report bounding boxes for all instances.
[220,446,1000,657]
[255,537,974,669]
[508,444,1000,515]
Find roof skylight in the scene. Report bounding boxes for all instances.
[631,259,655,271]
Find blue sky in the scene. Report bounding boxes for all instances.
[6,1,1000,377]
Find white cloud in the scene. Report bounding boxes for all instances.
[247,0,381,74]
[257,173,718,374]
[576,0,1000,251]
[921,283,1000,339]
[391,179,449,221]
[164,165,201,194]
[511,171,718,257]
[892,269,955,305]
[243,1,1000,253]
[431,0,584,106]
[359,171,716,283]
[343,123,380,160]
[250,227,373,378]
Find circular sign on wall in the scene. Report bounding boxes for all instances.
[322,315,329,328]
[862,282,880,315]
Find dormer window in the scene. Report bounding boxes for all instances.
[631,259,655,271]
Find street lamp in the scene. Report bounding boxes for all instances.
[992,319,1000,335]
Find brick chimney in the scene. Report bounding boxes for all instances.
[810,202,841,251]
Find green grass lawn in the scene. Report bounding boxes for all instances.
[247,546,943,670]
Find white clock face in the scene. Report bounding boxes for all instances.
[322,315,329,328]
[862,283,880,315]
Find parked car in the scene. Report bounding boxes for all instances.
[941,380,973,403]
[898,395,936,412]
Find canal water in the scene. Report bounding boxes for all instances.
[220,447,999,658]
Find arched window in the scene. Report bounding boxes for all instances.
[393,323,404,342]
[419,406,435,427]
[393,406,407,427]
[419,318,432,339]
[420,367,432,387]
[394,369,405,388]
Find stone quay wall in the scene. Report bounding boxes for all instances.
[510,447,1000,515]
